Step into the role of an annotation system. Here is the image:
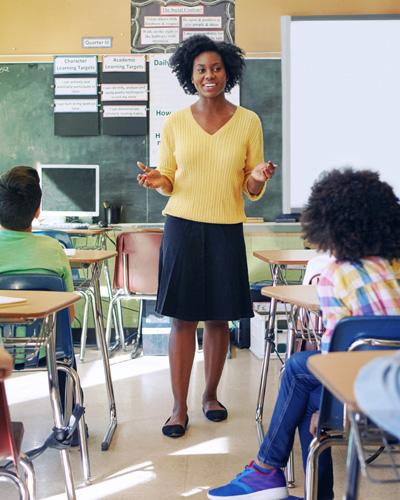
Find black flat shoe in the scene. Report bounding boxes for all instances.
[162,415,189,438]
[202,401,228,422]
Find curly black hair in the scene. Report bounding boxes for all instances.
[169,35,245,95]
[301,168,400,261]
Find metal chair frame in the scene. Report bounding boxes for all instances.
[0,274,92,498]
[304,316,400,500]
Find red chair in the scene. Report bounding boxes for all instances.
[105,229,163,357]
[0,381,35,499]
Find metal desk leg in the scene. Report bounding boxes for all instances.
[45,314,76,500]
[91,262,118,451]
[345,425,360,500]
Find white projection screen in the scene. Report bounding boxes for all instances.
[281,15,400,212]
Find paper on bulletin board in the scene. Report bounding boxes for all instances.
[148,54,239,167]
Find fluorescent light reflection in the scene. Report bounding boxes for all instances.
[43,461,155,500]
[171,437,230,456]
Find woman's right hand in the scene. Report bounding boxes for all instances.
[136,161,164,189]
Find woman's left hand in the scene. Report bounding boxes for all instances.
[251,161,277,182]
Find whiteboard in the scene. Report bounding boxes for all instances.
[282,15,400,212]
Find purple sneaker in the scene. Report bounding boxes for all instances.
[207,461,288,499]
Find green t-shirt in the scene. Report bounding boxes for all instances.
[0,229,74,292]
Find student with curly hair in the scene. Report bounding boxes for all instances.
[208,168,400,500]
[136,35,276,438]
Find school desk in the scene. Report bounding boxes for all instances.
[0,290,81,499]
[67,249,118,450]
[252,250,318,430]
[308,350,397,500]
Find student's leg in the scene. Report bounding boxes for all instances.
[167,318,198,426]
[257,350,321,467]
[298,386,334,500]
[202,320,230,413]
[208,351,321,499]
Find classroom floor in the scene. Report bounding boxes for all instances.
[3,346,399,499]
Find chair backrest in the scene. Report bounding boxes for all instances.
[0,273,74,362]
[318,315,400,433]
[33,229,74,249]
[0,381,19,463]
[113,230,163,294]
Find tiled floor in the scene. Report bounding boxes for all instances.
[3,347,399,499]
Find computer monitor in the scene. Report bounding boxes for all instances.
[37,164,100,218]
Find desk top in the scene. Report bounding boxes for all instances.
[308,350,396,411]
[254,249,318,265]
[64,227,112,236]
[0,290,79,320]
[66,249,117,264]
[261,284,320,312]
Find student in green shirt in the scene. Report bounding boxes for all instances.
[0,166,81,437]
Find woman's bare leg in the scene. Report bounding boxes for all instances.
[167,318,198,425]
[202,320,230,412]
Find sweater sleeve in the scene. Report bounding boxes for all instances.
[157,117,177,193]
[242,113,267,201]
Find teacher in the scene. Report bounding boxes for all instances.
[137,35,276,438]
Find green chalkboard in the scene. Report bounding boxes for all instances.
[0,59,282,222]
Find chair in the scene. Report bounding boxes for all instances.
[0,273,91,484]
[0,381,35,499]
[105,229,163,357]
[305,315,400,500]
[33,229,96,361]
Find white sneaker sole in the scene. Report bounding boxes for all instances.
[207,486,288,499]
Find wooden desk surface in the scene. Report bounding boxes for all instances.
[64,227,112,236]
[66,249,117,264]
[261,284,320,312]
[0,290,80,320]
[308,350,396,410]
[254,249,318,265]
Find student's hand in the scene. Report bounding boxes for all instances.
[309,410,320,436]
[136,161,165,189]
[251,161,277,182]
[0,347,13,381]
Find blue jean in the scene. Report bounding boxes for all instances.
[257,351,333,500]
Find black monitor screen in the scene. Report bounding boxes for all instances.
[39,164,99,217]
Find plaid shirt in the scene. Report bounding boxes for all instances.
[317,257,400,353]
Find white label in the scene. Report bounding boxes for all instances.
[101,83,148,101]
[102,55,146,72]
[54,56,97,75]
[82,37,112,48]
[103,105,147,118]
[182,16,222,29]
[144,16,180,27]
[141,27,180,45]
[54,77,98,96]
[160,6,204,15]
[182,30,224,42]
[54,99,98,113]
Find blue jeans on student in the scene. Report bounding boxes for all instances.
[258,350,333,500]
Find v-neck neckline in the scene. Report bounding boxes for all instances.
[189,105,239,137]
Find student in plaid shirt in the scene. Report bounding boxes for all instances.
[208,169,400,500]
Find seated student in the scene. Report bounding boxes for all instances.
[0,346,13,381]
[208,168,400,500]
[0,166,78,423]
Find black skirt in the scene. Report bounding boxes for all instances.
[156,215,253,321]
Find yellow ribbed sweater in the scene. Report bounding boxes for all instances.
[158,105,267,224]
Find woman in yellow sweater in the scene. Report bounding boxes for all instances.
[137,35,276,438]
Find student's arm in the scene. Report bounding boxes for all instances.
[0,347,13,380]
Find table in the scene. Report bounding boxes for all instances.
[308,350,397,500]
[256,283,321,486]
[68,249,118,451]
[252,250,317,430]
[0,290,81,499]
